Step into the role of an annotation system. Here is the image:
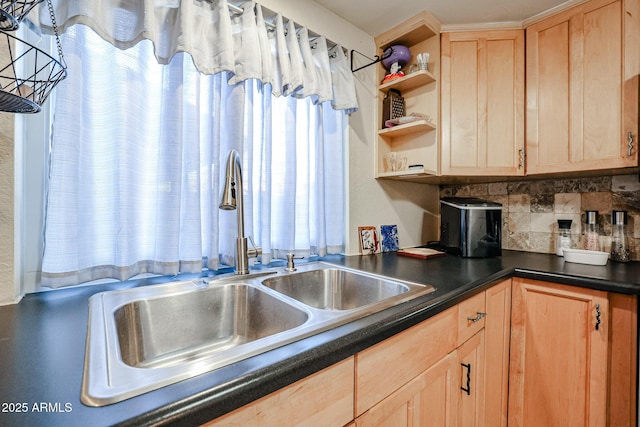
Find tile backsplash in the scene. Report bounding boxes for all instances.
[440,174,640,260]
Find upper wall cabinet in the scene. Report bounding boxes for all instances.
[526,0,640,175]
[373,11,441,181]
[441,30,525,177]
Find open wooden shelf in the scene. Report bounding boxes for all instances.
[379,69,436,93]
[378,119,436,138]
[374,11,441,182]
[375,11,440,50]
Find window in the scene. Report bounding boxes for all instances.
[35,24,347,289]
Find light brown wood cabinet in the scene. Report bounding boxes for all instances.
[441,30,525,177]
[355,351,459,427]
[204,277,636,427]
[355,330,489,427]
[482,279,511,427]
[204,284,505,427]
[355,308,463,427]
[203,357,354,427]
[373,12,441,181]
[375,0,640,183]
[356,279,511,427]
[355,305,458,417]
[525,0,640,174]
[508,278,638,427]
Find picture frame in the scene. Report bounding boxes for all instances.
[358,226,379,255]
[380,224,399,252]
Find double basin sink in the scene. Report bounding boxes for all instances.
[81,262,435,406]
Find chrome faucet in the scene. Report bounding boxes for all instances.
[219,149,262,274]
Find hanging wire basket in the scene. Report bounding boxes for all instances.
[0,0,66,113]
[0,31,65,112]
[0,0,43,31]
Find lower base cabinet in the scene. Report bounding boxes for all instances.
[354,306,459,416]
[355,329,487,427]
[508,278,638,427]
[355,351,458,427]
[204,357,354,427]
[508,279,609,426]
[355,281,504,427]
[483,279,512,427]
[204,278,636,427]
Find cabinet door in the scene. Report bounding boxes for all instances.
[441,30,524,176]
[608,293,638,426]
[483,279,511,427]
[356,352,458,427]
[526,0,640,174]
[508,278,609,427]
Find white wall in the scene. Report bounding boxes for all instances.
[0,32,20,304]
[346,59,440,254]
[0,109,17,305]
[261,0,441,254]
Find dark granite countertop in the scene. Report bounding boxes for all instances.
[1,250,639,427]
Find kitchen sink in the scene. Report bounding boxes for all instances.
[262,268,411,310]
[81,262,435,406]
[115,284,309,369]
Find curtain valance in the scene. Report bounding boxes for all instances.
[39,0,358,112]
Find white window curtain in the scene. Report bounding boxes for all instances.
[39,0,359,112]
[39,1,354,288]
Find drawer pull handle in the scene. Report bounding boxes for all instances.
[467,312,486,323]
[595,303,601,331]
[518,148,525,168]
[461,363,471,395]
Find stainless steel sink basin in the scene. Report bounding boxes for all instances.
[115,284,308,369]
[82,262,435,406]
[262,269,410,310]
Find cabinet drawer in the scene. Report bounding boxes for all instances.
[457,291,486,346]
[355,306,457,416]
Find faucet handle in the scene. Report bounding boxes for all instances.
[285,253,304,272]
[247,236,262,260]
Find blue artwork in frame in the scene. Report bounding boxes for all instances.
[380,225,399,252]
